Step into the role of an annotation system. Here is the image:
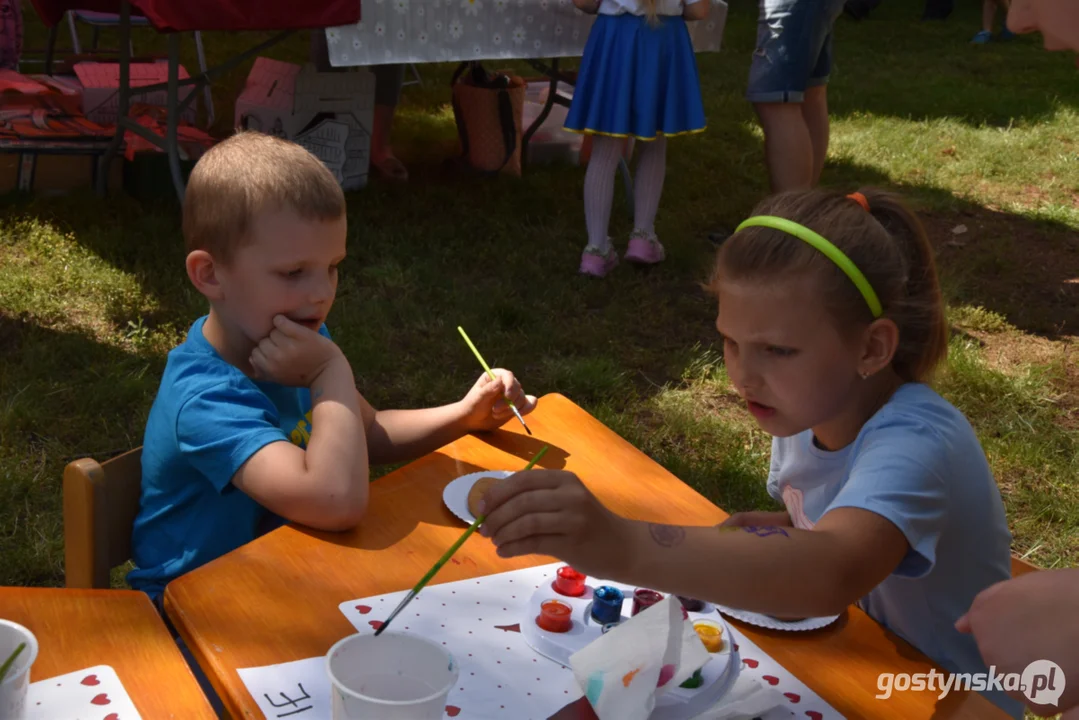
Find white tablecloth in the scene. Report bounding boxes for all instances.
[325,0,727,66]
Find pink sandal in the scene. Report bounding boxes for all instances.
[579,247,618,277]
[624,231,666,265]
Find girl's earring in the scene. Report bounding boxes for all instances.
[860,370,870,380]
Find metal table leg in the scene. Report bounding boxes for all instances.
[166,33,185,204]
[93,4,294,203]
[522,57,634,219]
[95,0,131,196]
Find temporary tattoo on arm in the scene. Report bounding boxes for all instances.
[713,524,790,538]
[649,523,687,548]
[743,525,790,538]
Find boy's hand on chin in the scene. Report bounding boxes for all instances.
[250,314,346,387]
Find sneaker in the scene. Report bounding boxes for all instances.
[579,246,618,277]
[971,30,993,44]
[999,28,1016,41]
[624,231,666,265]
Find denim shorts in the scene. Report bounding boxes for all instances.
[746,0,847,103]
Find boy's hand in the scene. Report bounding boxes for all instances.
[460,369,537,431]
[478,469,630,578]
[250,315,346,387]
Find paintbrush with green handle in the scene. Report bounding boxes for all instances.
[375,445,550,637]
[0,642,26,685]
[457,326,532,436]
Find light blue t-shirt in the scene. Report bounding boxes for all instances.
[768,383,1022,719]
[128,316,325,600]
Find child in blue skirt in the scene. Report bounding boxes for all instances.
[567,0,709,277]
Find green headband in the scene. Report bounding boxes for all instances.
[734,215,883,318]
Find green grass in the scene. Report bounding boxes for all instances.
[2,0,1078,587]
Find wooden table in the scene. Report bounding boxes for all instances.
[0,587,216,718]
[165,393,1008,719]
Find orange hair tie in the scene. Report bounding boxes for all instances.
[847,192,871,212]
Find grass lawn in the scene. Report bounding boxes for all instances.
[1,0,1077,589]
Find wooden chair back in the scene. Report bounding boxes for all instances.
[1011,554,1040,578]
[62,448,143,588]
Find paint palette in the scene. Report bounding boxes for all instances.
[339,562,843,719]
[520,573,737,720]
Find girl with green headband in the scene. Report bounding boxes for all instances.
[477,188,1021,718]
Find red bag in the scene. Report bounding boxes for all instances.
[451,63,526,177]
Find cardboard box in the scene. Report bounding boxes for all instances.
[521,99,583,167]
[74,61,196,126]
[235,57,375,190]
[234,57,300,139]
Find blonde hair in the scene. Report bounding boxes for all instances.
[710,188,949,384]
[644,0,658,24]
[182,131,345,264]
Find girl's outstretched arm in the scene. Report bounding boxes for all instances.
[479,469,910,617]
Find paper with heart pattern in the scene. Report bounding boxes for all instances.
[26,664,141,720]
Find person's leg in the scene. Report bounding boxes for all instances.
[996,0,1016,37]
[754,103,814,192]
[802,85,830,186]
[973,0,996,41]
[631,136,667,237]
[371,64,408,181]
[625,136,667,264]
[580,135,623,276]
[747,0,837,193]
[984,0,997,30]
[802,22,839,186]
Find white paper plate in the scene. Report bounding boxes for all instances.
[442,470,514,524]
[714,605,840,632]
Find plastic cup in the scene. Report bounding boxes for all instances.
[326,632,458,720]
[0,620,38,720]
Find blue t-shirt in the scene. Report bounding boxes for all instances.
[128,316,326,600]
[768,383,1022,719]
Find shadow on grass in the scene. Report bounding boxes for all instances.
[824,160,1079,341]
[709,1,1078,131]
[0,312,156,587]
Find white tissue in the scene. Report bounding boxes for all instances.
[694,672,787,720]
[568,595,711,720]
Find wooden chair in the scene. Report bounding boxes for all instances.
[63,448,143,589]
[1011,554,1040,578]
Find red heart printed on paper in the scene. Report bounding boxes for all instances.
[80,675,100,686]
[806,712,823,720]
[733,643,739,652]
[762,675,779,686]
[446,706,462,717]
[785,692,801,703]
[368,620,384,631]
[91,694,111,706]
[742,658,759,668]
[355,605,372,615]
[104,714,120,720]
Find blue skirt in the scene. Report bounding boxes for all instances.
[565,13,706,141]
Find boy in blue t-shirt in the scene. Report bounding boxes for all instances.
[128,131,535,601]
